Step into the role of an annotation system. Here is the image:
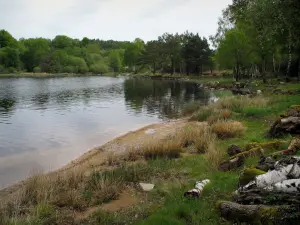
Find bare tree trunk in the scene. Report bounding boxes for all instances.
[297,53,300,82]
[262,56,267,83]
[273,54,277,77]
[286,31,292,82]
[153,62,156,74]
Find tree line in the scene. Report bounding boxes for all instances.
[212,0,300,82]
[0,30,213,75]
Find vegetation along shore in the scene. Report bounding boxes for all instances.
[1,0,300,224]
[0,79,299,224]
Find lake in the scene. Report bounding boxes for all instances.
[0,76,216,188]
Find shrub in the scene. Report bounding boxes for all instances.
[33,66,41,73]
[212,120,246,139]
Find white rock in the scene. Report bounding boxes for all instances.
[145,129,156,134]
[139,183,155,191]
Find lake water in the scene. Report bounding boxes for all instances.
[0,76,216,188]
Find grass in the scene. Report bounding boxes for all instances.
[1,80,300,225]
[212,120,246,139]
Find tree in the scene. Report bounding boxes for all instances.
[215,28,252,81]
[0,47,20,69]
[109,51,122,72]
[124,38,145,72]
[182,33,211,76]
[21,38,51,72]
[0,30,18,48]
[52,35,73,49]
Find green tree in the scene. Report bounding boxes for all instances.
[21,38,51,72]
[109,51,122,72]
[215,28,252,81]
[124,38,145,72]
[0,30,18,48]
[52,35,73,49]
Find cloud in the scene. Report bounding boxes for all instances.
[0,0,232,41]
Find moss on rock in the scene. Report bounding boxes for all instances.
[239,168,266,186]
[245,141,287,151]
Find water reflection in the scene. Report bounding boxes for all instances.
[0,76,216,188]
[124,78,212,118]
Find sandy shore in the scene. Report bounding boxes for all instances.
[0,119,194,198]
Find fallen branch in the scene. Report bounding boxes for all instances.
[217,200,300,224]
[234,189,300,205]
[219,147,263,171]
[272,138,300,156]
[184,179,210,198]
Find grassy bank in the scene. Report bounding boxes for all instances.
[0,81,299,225]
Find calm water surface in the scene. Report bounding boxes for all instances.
[0,76,216,188]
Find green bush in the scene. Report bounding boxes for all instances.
[33,66,41,73]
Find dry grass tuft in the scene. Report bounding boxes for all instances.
[204,143,226,170]
[212,120,246,139]
[177,125,216,153]
[143,140,183,159]
[215,96,269,112]
[207,109,232,125]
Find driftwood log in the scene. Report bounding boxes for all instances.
[234,189,300,205]
[217,200,300,224]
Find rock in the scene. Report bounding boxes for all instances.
[268,106,300,137]
[227,144,242,157]
[268,116,300,137]
[256,156,276,171]
[279,105,300,118]
[256,90,262,95]
[139,183,155,191]
[231,88,251,95]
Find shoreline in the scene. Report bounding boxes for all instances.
[0,118,187,194]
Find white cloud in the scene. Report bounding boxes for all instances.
[0,0,232,41]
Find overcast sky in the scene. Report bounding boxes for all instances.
[1,0,232,41]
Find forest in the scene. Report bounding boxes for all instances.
[0,0,300,82]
